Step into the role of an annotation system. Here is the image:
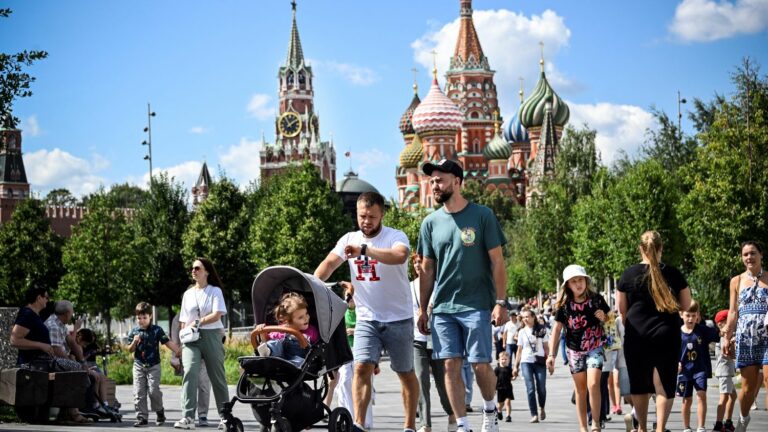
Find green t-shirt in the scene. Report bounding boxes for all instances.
[417,202,506,314]
[345,308,356,348]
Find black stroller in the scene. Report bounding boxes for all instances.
[220,266,354,432]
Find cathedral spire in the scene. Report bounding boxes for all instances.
[286,0,305,69]
[450,0,488,71]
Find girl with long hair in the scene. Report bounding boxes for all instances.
[511,307,549,423]
[616,231,691,432]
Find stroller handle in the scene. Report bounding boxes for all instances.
[250,325,310,351]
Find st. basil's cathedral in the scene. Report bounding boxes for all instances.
[395,0,570,210]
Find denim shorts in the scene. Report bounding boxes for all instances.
[431,310,492,363]
[566,347,604,374]
[353,318,414,373]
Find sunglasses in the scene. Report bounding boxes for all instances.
[191,266,202,272]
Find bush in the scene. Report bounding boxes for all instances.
[107,338,254,385]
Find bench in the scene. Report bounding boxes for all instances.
[0,368,89,424]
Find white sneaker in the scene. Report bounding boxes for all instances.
[174,417,196,430]
[696,428,707,432]
[481,409,499,432]
[682,428,693,432]
[218,420,225,430]
[257,343,271,356]
[735,415,750,432]
[455,426,472,432]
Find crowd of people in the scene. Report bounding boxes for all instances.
[8,158,768,432]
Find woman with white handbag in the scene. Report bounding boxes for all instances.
[173,257,230,430]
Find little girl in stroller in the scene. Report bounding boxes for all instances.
[254,292,320,367]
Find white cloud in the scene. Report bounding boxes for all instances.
[670,0,768,42]
[189,126,209,135]
[411,9,574,117]
[219,137,263,187]
[568,102,656,164]
[315,60,379,86]
[25,148,108,197]
[247,94,275,120]
[22,115,42,137]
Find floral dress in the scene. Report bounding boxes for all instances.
[736,272,768,368]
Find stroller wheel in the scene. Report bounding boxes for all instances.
[270,416,291,432]
[226,417,244,432]
[328,407,353,432]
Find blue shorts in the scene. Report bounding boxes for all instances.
[567,347,604,374]
[353,318,414,373]
[676,371,707,397]
[431,310,492,363]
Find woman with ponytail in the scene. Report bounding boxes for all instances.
[616,231,691,432]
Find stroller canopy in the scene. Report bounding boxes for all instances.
[251,266,348,344]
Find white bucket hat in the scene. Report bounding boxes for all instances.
[560,264,592,290]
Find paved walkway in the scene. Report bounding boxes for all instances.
[1,359,767,431]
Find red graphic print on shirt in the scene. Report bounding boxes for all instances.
[354,258,381,281]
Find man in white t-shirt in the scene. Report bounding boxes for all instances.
[315,192,419,432]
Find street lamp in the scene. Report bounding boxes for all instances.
[677,90,687,142]
[142,103,156,188]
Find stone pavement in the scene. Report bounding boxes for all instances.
[1,358,767,431]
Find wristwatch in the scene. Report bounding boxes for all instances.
[360,244,368,256]
[495,299,509,308]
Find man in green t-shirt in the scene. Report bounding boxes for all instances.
[416,159,508,432]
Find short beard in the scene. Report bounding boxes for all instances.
[361,223,382,238]
[434,190,453,204]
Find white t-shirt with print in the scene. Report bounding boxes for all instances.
[518,326,546,364]
[332,226,411,322]
[179,285,227,330]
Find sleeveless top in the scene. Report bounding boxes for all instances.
[735,271,768,368]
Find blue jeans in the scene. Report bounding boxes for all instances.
[267,337,309,367]
[521,362,547,417]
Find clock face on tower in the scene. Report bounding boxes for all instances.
[278,111,302,138]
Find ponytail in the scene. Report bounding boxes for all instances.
[640,231,679,313]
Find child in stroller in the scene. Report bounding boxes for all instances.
[255,292,320,367]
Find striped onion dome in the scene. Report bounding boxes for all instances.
[503,110,528,143]
[519,71,570,128]
[483,129,511,160]
[412,78,463,134]
[399,134,424,169]
[399,90,421,135]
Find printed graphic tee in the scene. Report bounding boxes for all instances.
[554,294,610,352]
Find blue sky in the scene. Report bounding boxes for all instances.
[3,0,767,200]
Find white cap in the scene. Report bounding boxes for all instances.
[560,264,592,290]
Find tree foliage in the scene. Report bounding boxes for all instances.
[0,9,48,129]
[59,194,150,327]
[460,180,518,226]
[82,183,148,209]
[0,199,64,306]
[641,108,698,175]
[44,188,78,207]
[249,162,352,275]
[182,176,254,306]
[382,203,428,278]
[133,173,190,310]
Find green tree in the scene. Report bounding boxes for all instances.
[641,108,698,174]
[249,162,351,276]
[0,9,48,128]
[460,179,518,226]
[0,199,64,306]
[59,194,150,338]
[44,188,78,207]
[678,59,768,314]
[82,183,148,209]
[570,167,616,280]
[382,203,428,278]
[182,176,254,308]
[134,173,190,312]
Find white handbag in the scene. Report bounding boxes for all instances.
[179,325,200,344]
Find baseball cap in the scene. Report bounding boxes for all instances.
[422,159,464,181]
[714,309,729,324]
[559,264,592,290]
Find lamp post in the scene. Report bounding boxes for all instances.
[142,103,156,188]
[677,90,687,142]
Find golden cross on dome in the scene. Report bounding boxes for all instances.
[518,76,525,102]
[411,67,419,94]
[539,41,545,72]
[430,49,438,78]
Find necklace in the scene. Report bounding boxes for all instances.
[746,269,764,282]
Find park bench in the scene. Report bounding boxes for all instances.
[0,367,89,424]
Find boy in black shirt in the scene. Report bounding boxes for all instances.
[495,351,514,422]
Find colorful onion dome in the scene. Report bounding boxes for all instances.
[519,71,570,128]
[399,134,424,168]
[503,110,529,143]
[399,88,421,135]
[483,128,511,160]
[412,78,463,134]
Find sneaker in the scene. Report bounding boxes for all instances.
[134,417,148,427]
[481,409,499,432]
[156,409,166,426]
[697,428,707,432]
[218,420,225,430]
[455,426,472,432]
[683,429,693,432]
[417,427,431,432]
[496,412,503,420]
[539,407,546,421]
[505,416,511,423]
[623,413,635,432]
[257,343,271,356]
[447,423,458,432]
[530,416,539,423]
[198,417,208,427]
[735,416,750,432]
[353,424,369,432]
[724,419,735,432]
[174,417,196,430]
